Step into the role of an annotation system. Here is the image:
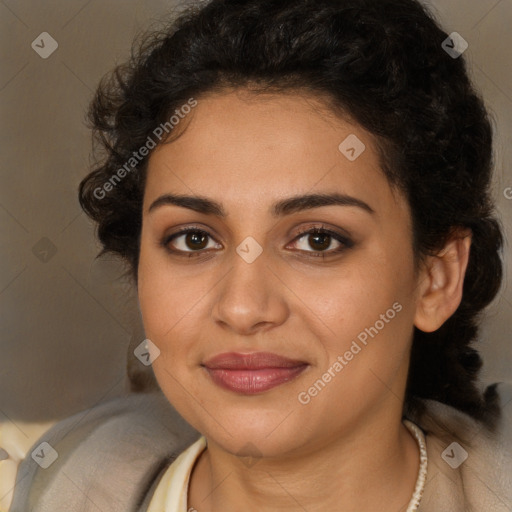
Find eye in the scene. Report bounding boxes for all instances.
[160,224,353,258]
[161,228,221,257]
[289,225,353,257]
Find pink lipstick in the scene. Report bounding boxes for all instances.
[202,352,308,394]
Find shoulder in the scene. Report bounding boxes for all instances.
[411,382,512,512]
[9,392,199,512]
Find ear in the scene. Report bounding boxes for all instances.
[414,230,472,333]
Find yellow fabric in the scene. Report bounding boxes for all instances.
[147,436,207,512]
[0,420,55,512]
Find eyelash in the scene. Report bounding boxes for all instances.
[160,224,353,259]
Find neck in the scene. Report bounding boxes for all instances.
[188,400,420,512]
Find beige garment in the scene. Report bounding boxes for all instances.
[414,396,512,511]
[146,398,512,512]
[146,435,206,512]
[0,421,55,512]
[146,424,425,512]
[6,386,512,511]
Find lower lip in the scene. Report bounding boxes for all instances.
[205,366,308,394]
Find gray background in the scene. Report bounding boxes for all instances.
[1,0,511,427]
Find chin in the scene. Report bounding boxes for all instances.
[192,398,314,457]
[156,367,322,455]
[211,424,303,459]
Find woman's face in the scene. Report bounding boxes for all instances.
[138,89,422,458]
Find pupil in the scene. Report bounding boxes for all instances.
[310,233,330,251]
[187,232,207,250]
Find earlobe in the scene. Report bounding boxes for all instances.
[413,231,472,333]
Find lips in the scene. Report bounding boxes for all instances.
[202,352,308,394]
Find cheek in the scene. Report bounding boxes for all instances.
[137,242,215,404]
[312,249,416,375]
[137,257,203,414]
[313,263,403,331]
[137,239,200,339]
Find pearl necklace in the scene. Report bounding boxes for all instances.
[403,419,428,512]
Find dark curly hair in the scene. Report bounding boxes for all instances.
[79,0,505,429]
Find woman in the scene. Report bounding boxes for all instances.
[9,0,512,510]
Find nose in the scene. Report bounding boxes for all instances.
[211,246,289,336]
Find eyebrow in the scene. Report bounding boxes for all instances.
[147,192,375,217]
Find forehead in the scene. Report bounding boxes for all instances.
[144,89,406,220]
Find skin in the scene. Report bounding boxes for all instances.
[137,88,471,512]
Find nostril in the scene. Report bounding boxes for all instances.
[0,448,9,461]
